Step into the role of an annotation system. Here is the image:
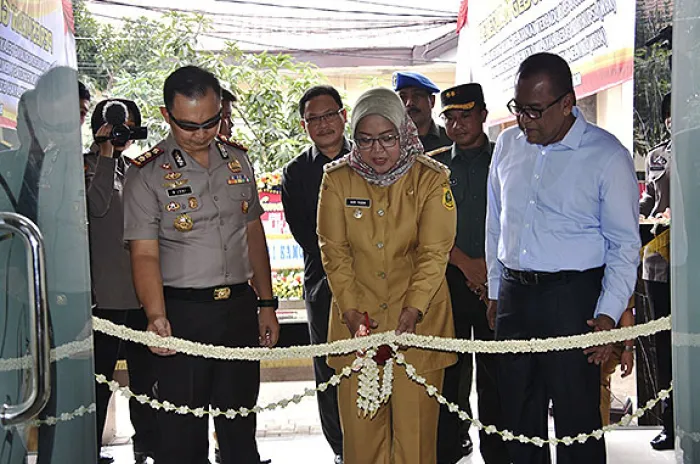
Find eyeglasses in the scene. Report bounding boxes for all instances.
[303,109,343,126]
[354,134,399,150]
[506,92,570,120]
[168,109,222,132]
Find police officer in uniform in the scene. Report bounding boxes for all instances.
[86,99,157,464]
[123,65,280,464]
[430,84,509,464]
[640,92,674,451]
[393,71,452,152]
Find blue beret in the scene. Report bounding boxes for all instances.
[392,72,440,94]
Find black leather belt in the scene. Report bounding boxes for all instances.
[503,267,603,286]
[163,283,249,302]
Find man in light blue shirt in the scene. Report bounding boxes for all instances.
[485,53,640,464]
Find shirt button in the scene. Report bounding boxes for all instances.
[525,223,530,228]
[534,174,539,180]
[541,150,546,155]
[380,303,388,310]
[225,273,231,278]
[214,195,219,201]
[377,209,385,217]
[220,219,225,225]
[522,249,528,255]
[378,271,386,279]
[224,245,228,251]
[377,242,384,249]
[529,200,535,205]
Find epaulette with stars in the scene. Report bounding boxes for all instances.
[425,146,451,157]
[323,157,349,173]
[417,153,451,176]
[217,135,248,152]
[128,146,164,167]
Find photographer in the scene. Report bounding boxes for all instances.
[85,99,156,464]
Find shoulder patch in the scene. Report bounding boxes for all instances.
[217,135,248,152]
[128,146,164,168]
[323,157,349,173]
[425,146,451,157]
[417,154,450,176]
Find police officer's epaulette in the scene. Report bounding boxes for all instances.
[425,146,451,157]
[128,146,165,168]
[323,157,348,173]
[417,153,450,176]
[217,135,248,152]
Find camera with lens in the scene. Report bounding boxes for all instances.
[97,100,148,148]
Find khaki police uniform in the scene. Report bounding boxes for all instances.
[123,133,263,464]
[318,154,457,464]
[84,150,157,457]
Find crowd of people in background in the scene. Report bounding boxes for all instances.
[5,49,671,464]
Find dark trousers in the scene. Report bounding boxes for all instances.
[155,285,260,464]
[94,308,157,455]
[496,267,606,464]
[305,278,343,456]
[438,265,509,464]
[645,280,673,433]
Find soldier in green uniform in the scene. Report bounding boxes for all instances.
[430,84,509,464]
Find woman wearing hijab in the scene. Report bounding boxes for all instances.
[317,88,457,464]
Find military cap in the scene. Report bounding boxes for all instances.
[392,71,440,94]
[440,83,485,114]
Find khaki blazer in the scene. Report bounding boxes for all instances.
[318,155,458,373]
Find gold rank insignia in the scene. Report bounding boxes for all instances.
[213,287,231,300]
[241,200,249,214]
[129,147,164,167]
[163,179,189,188]
[227,160,242,173]
[164,172,182,181]
[188,197,199,209]
[442,185,455,211]
[174,213,194,232]
[166,201,181,212]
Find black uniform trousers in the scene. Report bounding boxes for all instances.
[437,265,510,464]
[94,308,157,455]
[495,267,606,464]
[645,280,673,434]
[305,278,343,456]
[155,285,261,464]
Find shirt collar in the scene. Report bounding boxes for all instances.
[311,137,352,162]
[452,137,491,160]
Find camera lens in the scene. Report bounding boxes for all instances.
[111,124,131,147]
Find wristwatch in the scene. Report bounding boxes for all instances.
[257,296,279,310]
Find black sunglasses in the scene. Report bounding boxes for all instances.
[167,109,221,132]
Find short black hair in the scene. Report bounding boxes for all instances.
[299,85,343,118]
[661,92,671,121]
[78,81,91,101]
[90,98,143,136]
[517,53,575,100]
[163,65,221,110]
[221,88,237,103]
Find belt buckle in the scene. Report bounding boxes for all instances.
[213,287,231,301]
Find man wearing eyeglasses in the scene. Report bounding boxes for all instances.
[393,71,452,153]
[281,85,350,464]
[123,65,280,464]
[430,84,509,464]
[485,53,640,464]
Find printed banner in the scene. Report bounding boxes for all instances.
[0,0,76,130]
[459,0,635,124]
[259,189,304,270]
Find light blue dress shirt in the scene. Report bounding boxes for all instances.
[486,107,640,323]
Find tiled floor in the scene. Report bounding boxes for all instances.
[103,379,678,464]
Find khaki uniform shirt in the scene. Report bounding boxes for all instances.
[123,134,263,288]
[640,141,671,282]
[318,155,457,373]
[84,151,140,309]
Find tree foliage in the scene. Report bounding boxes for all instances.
[74,2,325,171]
[633,0,673,157]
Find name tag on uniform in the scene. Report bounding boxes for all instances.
[346,198,371,208]
[650,166,665,171]
[168,186,193,197]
